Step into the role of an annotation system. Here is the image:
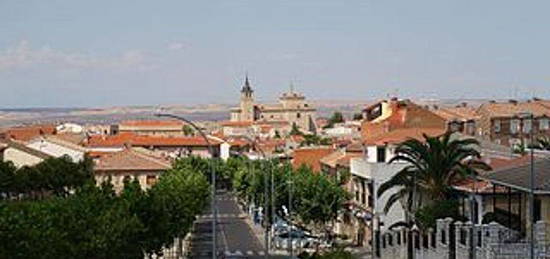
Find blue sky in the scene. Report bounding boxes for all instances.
[1,0,549,107]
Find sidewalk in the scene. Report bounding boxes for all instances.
[236,198,290,257]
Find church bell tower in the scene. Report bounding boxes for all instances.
[239,75,255,121]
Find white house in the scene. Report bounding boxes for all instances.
[2,140,52,168]
[27,136,87,162]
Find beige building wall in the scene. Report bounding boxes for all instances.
[3,147,44,168]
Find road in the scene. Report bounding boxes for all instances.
[187,190,268,258]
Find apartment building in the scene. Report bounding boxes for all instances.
[477,99,550,146]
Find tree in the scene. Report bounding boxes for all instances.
[323,111,345,129]
[182,124,194,136]
[352,113,363,121]
[290,122,303,136]
[377,133,490,227]
[0,156,210,259]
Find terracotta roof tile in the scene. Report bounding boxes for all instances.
[432,107,480,121]
[221,121,254,127]
[363,127,447,145]
[3,125,57,142]
[477,101,550,118]
[292,147,335,172]
[94,149,171,172]
[87,133,222,147]
[120,120,184,127]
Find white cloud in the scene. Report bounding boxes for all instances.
[168,42,186,51]
[0,40,148,71]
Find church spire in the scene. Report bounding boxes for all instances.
[241,74,253,96]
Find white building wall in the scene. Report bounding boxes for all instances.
[27,140,85,162]
[351,154,407,232]
[3,147,44,168]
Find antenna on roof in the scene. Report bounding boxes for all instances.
[289,81,295,93]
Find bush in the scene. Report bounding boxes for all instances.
[415,200,465,230]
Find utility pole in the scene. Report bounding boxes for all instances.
[529,113,535,259]
[155,113,217,259]
[263,162,269,259]
[270,160,275,255]
[518,112,536,259]
[288,170,293,258]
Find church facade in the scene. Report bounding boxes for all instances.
[229,77,317,133]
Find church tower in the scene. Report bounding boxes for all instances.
[239,76,255,121]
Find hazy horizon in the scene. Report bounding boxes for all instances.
[2,1,550,108]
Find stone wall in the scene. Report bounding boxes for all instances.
[375,218,549,259]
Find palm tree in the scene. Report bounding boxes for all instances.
[377,132,490,219]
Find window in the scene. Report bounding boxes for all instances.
[146,175,157,186]
[534,198,542,222]
[523,119,532,133]
[510,119,520,134]
[377,146,386,163]
[297,113,301,118]
[493,120,501,133]
[540,118,549,130]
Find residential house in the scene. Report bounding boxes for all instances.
[319,143,369,246]
[431,103,480,136]
[94,148,171,193]
[27,135,87,162]
[2,140,52,168]
[477,99,550,146]
[115,120,187,136]
[291,147,335,173]
[351,99,447,244]
[85,132,227,159]
[0,124,57,142]
[481,157,550,238]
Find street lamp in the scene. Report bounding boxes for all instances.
[241,136,270,259]
[517,111,535,259]
[155,113,218,259]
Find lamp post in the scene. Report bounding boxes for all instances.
[241,136,270,259]
[155,113,218,259]
[518,111,535,259]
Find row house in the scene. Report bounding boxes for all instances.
[349,99,448,246]
[431,103,480,136]
[85,132,229,160]
[113,120,188,136]
[0,124,57,142]
[477,99,550,147]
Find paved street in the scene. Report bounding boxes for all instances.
[187,190,269,258]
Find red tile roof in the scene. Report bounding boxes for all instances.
[120,120,184,127]
[432,106,480,121]
[87,133,222,147]
[221,121,254,127]
[94,149,171,172]
[3,125,57,142]
[363,127,447,145]
[320,150,362,168]
[477,101,550,118]
[292,147,335,172]
[361,100,447,143]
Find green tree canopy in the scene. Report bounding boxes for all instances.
[377,133,491,224]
